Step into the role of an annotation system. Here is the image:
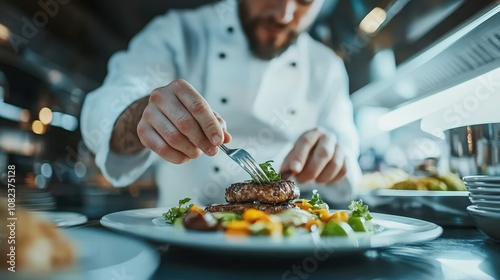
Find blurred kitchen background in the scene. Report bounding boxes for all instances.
[0,0,498,218]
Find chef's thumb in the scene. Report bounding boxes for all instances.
[280,159,303,179]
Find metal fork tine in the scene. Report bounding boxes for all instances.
[241,164,260,183]
[246,167,261,183]
[239,162,261,183]
[218,144,270,183]
[242,157,266,183]
[244,156,270,182]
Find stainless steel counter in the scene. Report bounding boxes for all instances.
[148,227,499,280]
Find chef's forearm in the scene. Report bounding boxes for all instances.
[110,96,149,154]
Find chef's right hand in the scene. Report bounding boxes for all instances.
[137,79,231,164]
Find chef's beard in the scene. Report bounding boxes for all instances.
[239,4,298,60]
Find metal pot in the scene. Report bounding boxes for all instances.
[448,123,500,176]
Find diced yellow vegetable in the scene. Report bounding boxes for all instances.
[295,199,313,211]
[330,210,349,223]
[225,228,250,235]
[224,220,251,235]
[312,209,331,222]
[243,208,271,223]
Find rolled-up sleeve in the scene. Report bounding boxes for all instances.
[80,12,180,187]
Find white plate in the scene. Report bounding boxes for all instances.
[34,211,88,227]
[463,176,500,183]
[101,207,442,255]
[467,206,500,243]
[464,182,500,188]
[469,198,500,209]
[0,228,160,280]
[469,193,500,201]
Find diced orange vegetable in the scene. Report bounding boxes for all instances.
[190,205,205,215]
[225,228,250,235]
[224,220,250,230]
[305,219,322,232]
[296,199,313,211]
[224,220,251,235]
[330,210,349,223]
[243,208,270,223]
[312,209,331,222]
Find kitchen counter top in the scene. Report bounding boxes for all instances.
[145,227,499,280]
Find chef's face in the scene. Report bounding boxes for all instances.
[239,0,324,60]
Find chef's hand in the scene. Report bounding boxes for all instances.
[280,128,346,185]
[137,79,231,164]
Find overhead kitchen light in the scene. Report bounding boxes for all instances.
[378,65,500,133]
[39,107,53,125]
[359,7,387,34]
[32,120,46,135]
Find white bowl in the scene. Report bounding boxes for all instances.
[467,206,500,242]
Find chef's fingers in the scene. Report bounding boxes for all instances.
[316,144,344,183]
[295,133,336,184]
[171,80,224,147]
[328,160,347,184]
[279,128,323,176]
[150,84,217,156]
[213,111,232,143]
[144,104,202,159]
[137,118,190,164]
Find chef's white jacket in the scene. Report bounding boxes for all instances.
[81,0,361,207]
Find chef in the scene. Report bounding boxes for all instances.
[80,0,362,207]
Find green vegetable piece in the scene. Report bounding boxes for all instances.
[348,216,367,232]
[258,160,281,182]
[211,212,243,223]
[321,220,349,236]
[163,197,193,224]
[309,189,327,210]
[283,226,295,237]
[348,199,372,221]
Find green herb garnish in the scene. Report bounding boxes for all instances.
[163,197,193,224]
[211,212,242,223]
[309,189,328,210]
[259,160,281,182]
[348,199,372,221]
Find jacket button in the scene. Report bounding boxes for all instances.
[290,62,297,67]
[289,109,296,115]
[221,97,228,104]
[214,166,220,173]
[227,27,234,33]
[219,52,226,59]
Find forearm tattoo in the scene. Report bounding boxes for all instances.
[110,96,149,154]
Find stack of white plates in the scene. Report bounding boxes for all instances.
[463,176,500,242]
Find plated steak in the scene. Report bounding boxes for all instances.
[205,203,295,214]
[225,180,299,204]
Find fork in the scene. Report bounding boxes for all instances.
[219,144,270,183]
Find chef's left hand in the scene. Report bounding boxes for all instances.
[280,128,347,185]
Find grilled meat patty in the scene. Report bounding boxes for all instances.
[205,203,295,214]
[225,180,299,204]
